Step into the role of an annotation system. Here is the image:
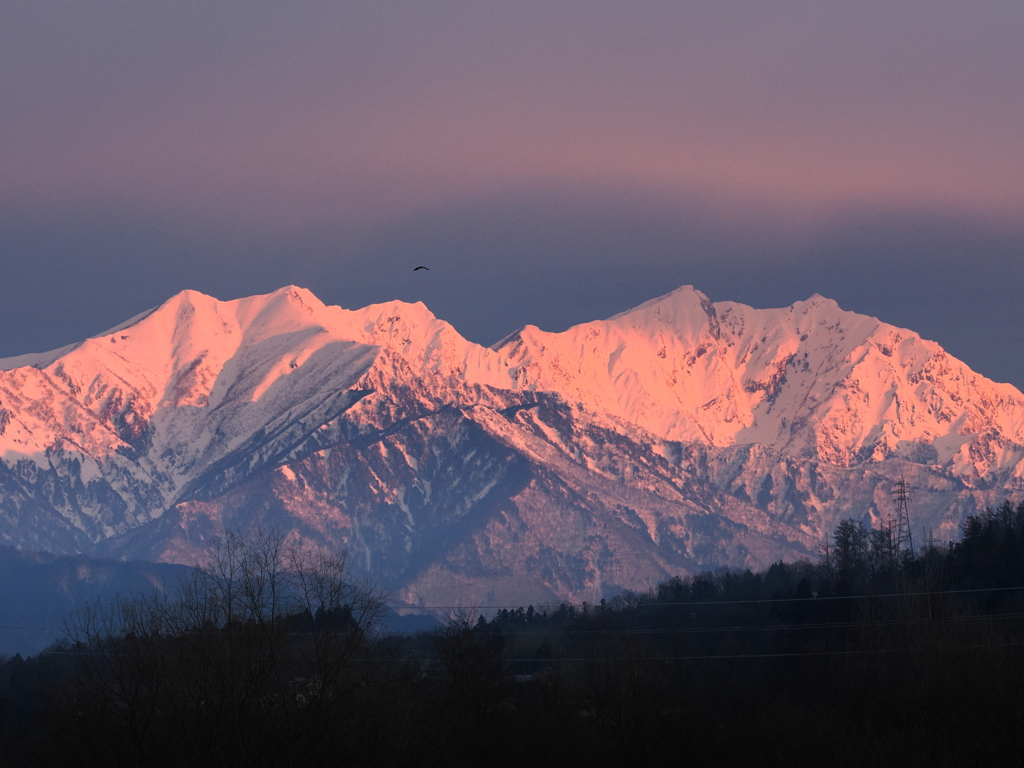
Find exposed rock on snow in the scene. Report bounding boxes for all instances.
[1,285,1022,604]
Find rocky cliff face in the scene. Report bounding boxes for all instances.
[2,285,1022,605]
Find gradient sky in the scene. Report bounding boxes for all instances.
[2,2,1023,385]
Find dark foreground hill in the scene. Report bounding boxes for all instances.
[3,507,1024,767]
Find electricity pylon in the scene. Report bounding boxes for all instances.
[891,475,914,558]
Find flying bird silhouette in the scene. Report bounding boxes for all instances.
[413,266,429,271]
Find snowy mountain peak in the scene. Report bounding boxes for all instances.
[4,283,1024,605]
[4,284,1024,475]
[606,284,721,340]
[482,286,1024,470]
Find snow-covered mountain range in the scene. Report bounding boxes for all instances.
[2,285,1022,605]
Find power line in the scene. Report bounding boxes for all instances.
[511,611,1024,637]
[6,587,1024,635]
[390,584,1024,612]
[13,610,1024,642]
[506,641,1024,662]
[35,640,1024,663]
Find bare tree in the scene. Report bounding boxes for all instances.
[54,528,386,768]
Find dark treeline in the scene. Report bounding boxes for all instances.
[4,506,1024,766]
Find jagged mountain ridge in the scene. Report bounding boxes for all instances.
[492,286,1024,471]
[1,285,1022,604]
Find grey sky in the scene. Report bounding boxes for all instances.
[2,2,1022,384]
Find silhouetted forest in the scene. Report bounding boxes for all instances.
[5,504,1024,766]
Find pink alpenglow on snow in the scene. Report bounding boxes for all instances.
[1,285,1022,604]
